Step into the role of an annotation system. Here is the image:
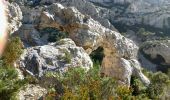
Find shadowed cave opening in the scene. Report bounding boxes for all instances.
[153,54,165,65]
[90,47,104,65]
[39,27,68,43]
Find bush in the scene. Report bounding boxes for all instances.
[45,62,145,99]
[146,72,170,99]
[45,63,170,99]
[0,66,27,99]
[2,37,23,66]
[0,37,27,99]
[137,28,155,41]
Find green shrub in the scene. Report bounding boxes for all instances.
[0,37,28,99]
[0,66,27,99]
[44,62,139,99]
[146,72,170,99]
[44,63,170,99]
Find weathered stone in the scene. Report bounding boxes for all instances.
[19,38,93,77]
[141,40,170,65]
[12,1,149,85]
[37,3,149,85]
[7,2,22,34]
[17,84,47,100]
[59,0,170,29]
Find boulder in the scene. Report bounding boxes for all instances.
[18,38,93,77]
[17,84,47,100]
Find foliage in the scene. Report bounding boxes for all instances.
[0,37,27,99]
[115,85,134,100]
[138,69,170,99]
[137,28,155,41]
[44,62,139,100]
[146,72,170,99]
[63,50,72,63]
[58,49,72,63]
[2,37,23,66]
[0,65,27,100]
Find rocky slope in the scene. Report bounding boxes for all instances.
[88,0,170,29]
[8,0,170,99]
[12,1,150,86]
[6,0,170,99]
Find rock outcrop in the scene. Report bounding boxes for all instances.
[12,0,170,30]
[141,40,170,65]
[87,0,170,29]
[13,2,150,85]
[19,38,93,77]
[54,0,170,30]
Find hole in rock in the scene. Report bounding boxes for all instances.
[153,54,166,65]
[90,47,104,65]
[40,27,68,42]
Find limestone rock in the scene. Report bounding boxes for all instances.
[17,84,47,100]
[19,38,93,77]
[13,0,170,29]
[37,3,148,85]
[7,2,22,34]
[141,40,170,65]
[39,0,117,31]
[120,58,150,86]
[59,0,170,29]
[13,2,149,85]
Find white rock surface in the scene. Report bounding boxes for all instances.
[19,38,93,77]
[12,1,150,85]
[7,2,23,33]
[17,85,47,100]
[142,40,170,65]
[37,3,149,85]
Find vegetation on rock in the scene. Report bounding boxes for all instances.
[0,37,27,99]
[44,61,170,99]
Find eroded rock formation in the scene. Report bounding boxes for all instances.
[141,40,170,65]
[13,2,150,86]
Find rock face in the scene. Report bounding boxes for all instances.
[87,0,170,29]
[141,40,170,65]
[47,0,170,29]
[12,2,150,86]
[19,38,93,77]
[13,0,170,29]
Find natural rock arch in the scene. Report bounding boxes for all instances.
[14,3,150,86]
[37,3,150,85]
